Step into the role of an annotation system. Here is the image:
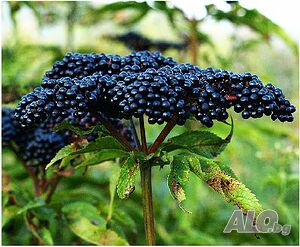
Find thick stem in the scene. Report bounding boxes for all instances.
[139,116,148,153]
[148,114,177,154]
[140,165,156,245]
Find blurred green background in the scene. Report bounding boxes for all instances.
[2,1,299,245]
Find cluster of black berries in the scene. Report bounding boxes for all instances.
[43,51,177,80]
[4,107,135,164]
[198,68,296,123]
[2,107,68,165]
[2,108,18,144]
[14,51,295,131]
[111,31,187,52]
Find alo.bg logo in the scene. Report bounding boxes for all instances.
[223,209,291,236]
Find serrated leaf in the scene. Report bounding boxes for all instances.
[46,136,126,169]
[73,136,125,155]
[62,201,127,245]
[17,198,45,214]
[76,150,128,168]
[167,155,190,205]
[117,156,139,199]
[2,205,20,227]
[190,157,263,215]
[163,119,233,158]
[163,131,230,158]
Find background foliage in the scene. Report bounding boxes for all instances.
[2,1,299,245]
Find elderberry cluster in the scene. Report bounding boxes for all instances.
[2,107,68,165]
[14,51,295,131]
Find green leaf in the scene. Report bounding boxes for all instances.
[62,201,128,245]
[76,150,128,168]
[167,155,190,205]
[107,165,120,221]
[39,227,53,245]
[46,136,126,169]
[17,198,45,214]
[2,205,20,227]
[62,201,105,225]
[117,156,139,199]
[112,208,137,234]
[163,122,233,158]
[99,229,128,245]
[73,136,125,155]
[46,144,74,169]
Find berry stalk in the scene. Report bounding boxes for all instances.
[148,113,178,154]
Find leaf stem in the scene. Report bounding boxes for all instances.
[148,114,178,154]
[140,165,156,245]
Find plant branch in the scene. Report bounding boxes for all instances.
[98,114,134,151]
[130,118,141,151]
[139,116,148,154]
[45,173,62,204]
[140,165,156,245]
[148,114,178,154]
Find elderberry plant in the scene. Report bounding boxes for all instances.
[14,51,296,245]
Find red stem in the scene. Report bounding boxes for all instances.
[139,116,148,153]
[148,114,178,154]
